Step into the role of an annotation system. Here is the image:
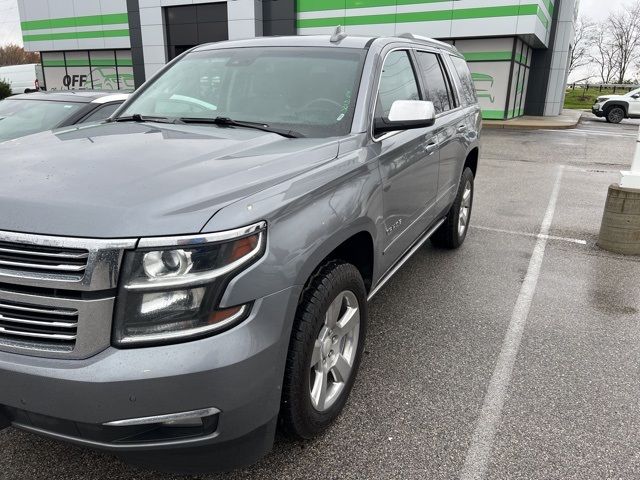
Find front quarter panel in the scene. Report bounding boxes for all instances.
[204,136,383,308]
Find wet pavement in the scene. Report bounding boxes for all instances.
[2,113,640,480]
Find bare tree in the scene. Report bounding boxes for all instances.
[609,2,640,83]
[0,44,40,67]
[589,25,619,84]
[569,17,594,77]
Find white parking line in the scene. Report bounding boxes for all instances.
[460,165,565,480]
[472,225,587,245]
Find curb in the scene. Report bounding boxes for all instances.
[482,111,582,130]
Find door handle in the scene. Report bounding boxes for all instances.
[457,124,467,133]
[426,143,438,155]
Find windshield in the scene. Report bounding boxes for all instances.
[121,47,367,138]
[625,87,640,97]
[0,99,83,142]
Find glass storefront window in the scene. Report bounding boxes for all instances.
[41,49,134,91]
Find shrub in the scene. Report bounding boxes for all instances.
[0,80,11,100]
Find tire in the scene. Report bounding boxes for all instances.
[606,106,625,124]
[280,260,367,439]
[431,167,474,249]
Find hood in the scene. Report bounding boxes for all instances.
[598,94,628,102]
[0,122,340,238]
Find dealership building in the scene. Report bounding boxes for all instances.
[16,0,577,119]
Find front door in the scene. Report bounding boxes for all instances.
[374,49,440,272]
[628,90,640,116]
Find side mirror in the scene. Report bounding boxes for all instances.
[632,94,640,99]
[374,100,436,135]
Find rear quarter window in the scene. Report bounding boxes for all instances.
[449,55,477,106]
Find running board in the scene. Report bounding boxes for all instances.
[367,218,446,301]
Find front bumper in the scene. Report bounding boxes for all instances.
[592,105,604,117]
[0,285,301,472]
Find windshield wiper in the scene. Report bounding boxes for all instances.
[178,116,304,138]
[112,113,175,124]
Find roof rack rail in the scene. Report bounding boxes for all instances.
[398,32,457,51]
[330,25,348,43]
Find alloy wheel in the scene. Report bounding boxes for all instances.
[309,290,360,412]
[458,180,472,238]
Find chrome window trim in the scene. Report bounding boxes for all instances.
[370,46,468,143]
[137,221,267,248]
[370,47,422,143]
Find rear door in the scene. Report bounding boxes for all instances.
[414,50,467,213]
[374,48,440,272]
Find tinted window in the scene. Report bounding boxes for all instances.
[450,56,477,106]
[122,47,367,138]
[415,51,452,114]
[0,99,83,142]
[80,102,122,123]
[376,50,421,118]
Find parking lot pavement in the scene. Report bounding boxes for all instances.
[2,119,640,480]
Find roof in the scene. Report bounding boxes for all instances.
[6,90,130,104]
[194,34,460,54]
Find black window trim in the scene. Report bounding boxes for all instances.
[413,49,458,115]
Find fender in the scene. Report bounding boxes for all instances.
[212,147,383,307]
[603,100,629,115]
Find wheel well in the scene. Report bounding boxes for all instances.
[605,102,628,115]
[465,148,479,177]
[323,232,374,293]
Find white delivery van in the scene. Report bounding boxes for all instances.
[0,64,44,94]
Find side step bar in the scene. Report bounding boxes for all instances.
[367,218,446,301]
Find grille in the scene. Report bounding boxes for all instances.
[0,231,135,359]
[0,241,89,276]
[0,300,78,348]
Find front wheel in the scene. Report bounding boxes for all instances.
[606,106,625,124]
[280,261,367,439]
[431,167,474,249]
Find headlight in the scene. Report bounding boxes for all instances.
[113,221,266,346]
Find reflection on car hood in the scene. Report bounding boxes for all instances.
[0,121,340,238]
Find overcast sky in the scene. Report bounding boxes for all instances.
[0,0,632,48]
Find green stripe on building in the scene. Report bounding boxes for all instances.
[21,13,128,31]
[297,4,542,28]
[42,58,132,67]
[536,7,549,29]
[23,29,129,42]
[481,110,507,120]
[297,0,452,13]
[541,0,554,16]
[464,51,512,62]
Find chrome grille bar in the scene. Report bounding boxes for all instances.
[0,314,77,328]
[0,259,86,272]
[0,302,77,317]
[0,246,89,259]
[0,326,76,341]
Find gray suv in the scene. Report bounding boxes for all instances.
[0,33,480,472]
